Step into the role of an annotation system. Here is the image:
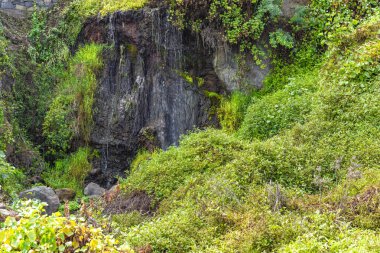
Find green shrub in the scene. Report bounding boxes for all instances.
[100,0,148,15]
[0,200,132,252]
[218,92,251,133]
[278,217,380,252]
[0,153,24,199]
[122,129,256,202]
[130,150,153,174]
[43,147,94,196]
[0,102,13,151]
[238,81,314,140]
[0,21,12,77]
[126,207,215,252]
[59,0,148,20]
[112,211,148,232]
[43,44,104,158]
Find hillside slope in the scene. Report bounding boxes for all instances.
[117,12,380,252]
[0,0,379,252]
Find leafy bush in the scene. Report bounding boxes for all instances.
[122,129,256,202]
[0,102,13,151]
[100,0,148,15]
[238,69,317,140]
[130,150,153,174]
[292,0,380,50]
[43,44,104,158]
[269,29,295,49]
[0,153,24,199]
[43,147,94,196]
[0,200,132,252]
[112,211,147,232]
[126,207,215,252]
[60,0,148,19]
[217,91,251,133]
[0,21,12,77]
[278,216,380,252]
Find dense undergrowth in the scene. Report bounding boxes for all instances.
[116,10,380,252]
[0,0,380,252]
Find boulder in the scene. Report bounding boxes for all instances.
[0,208,18,222]
[84,183,106,197]
[19,186,60,214]
[55,188,76,202]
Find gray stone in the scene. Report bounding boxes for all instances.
[0,208,18,222]
[24,2,33,8]
[0,0,57,11]
[84,183,106,197]
[15,4,27,11]
[213,42,270,91]
[55,188,76,202]
[1,2,15,9]
[19,186,60,215]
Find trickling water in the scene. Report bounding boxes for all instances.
[99,13,118,178]
[151,8,183,69]
[81,7,222,185]
[101,95,117,182]
[108,12,116,45]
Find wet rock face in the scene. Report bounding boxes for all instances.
[78,8,223,187]
[213,41,271,91]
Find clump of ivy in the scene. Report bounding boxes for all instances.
[169,0,292,65]
[291,0,380,50]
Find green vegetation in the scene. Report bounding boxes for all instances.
[239,67,318,140]
[1,0,380,252]
[99,0,148,15]
[43,44,103,158]
[0,153,24,199]
[0,200,132,252]
[0,21,11,77]
[0,102,13,152]
[43,148,94,196]
[130,150,153,174]
[114,10,380,252]
[218,91,251,133]
[169,0,286,65]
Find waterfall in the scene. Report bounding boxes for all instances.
[108,12,116,45]
[81,7,221,185]
[151,8,183,69]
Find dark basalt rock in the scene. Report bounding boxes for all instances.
[19,186,59,215]
[78,8,223,187]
